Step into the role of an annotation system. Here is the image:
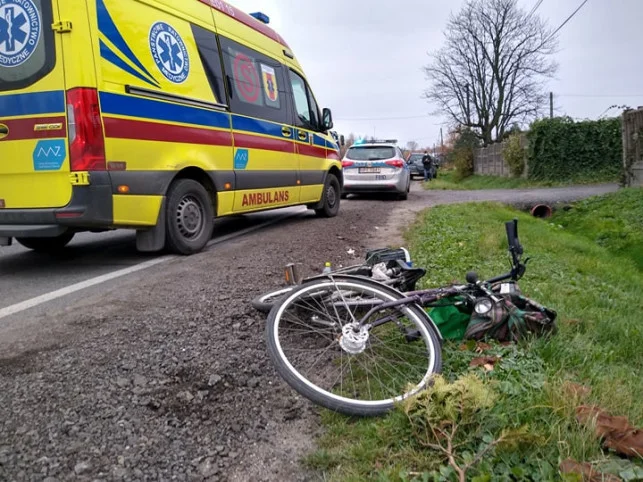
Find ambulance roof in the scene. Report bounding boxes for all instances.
[196,0,290,49]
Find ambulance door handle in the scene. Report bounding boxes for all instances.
[282,126,292,137]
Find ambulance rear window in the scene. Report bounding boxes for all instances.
[0,0,56,92]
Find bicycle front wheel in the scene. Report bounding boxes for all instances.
[265,276,442,416]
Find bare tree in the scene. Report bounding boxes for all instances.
[423,0,559,145]
[406,140,419,152]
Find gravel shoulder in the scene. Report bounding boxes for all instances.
[0,182,618,481]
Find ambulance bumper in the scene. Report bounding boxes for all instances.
[0,172,113,237]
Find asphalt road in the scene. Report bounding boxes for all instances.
[0,206,306,311]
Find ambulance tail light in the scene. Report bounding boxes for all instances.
[341,160,354,168]
[67,88,106,172]
[385,160,405,168]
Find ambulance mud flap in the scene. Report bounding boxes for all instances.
[136,197,166,252]
[307,171,330,210]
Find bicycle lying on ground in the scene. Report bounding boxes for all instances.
[262,219,557,417]
[251,248,427,313]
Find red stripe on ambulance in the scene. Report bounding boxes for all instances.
[1,116,66,141]
[103,118,233,146]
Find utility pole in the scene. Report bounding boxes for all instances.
[549,92,554,118]
[440,128,444,151]
[465,84,471,125]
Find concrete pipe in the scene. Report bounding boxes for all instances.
[531,204,553,218]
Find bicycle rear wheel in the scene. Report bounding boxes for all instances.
[265,275,442,416]
[251,287,296,313]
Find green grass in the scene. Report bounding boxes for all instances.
[307,194,643,481]
[551,188,643,270]
[424,170,608,190]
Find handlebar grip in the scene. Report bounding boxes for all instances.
[505,220,517,248]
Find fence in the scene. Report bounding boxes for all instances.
[473,133,528,177]
[622,108,643,186]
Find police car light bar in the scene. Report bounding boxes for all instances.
[371,139,398,144]
[250,12,270,24]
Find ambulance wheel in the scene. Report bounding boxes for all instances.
[15,232,75,253]
[315,174,341,218]
[165,179,214,255]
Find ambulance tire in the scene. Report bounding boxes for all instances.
[165,179,214,255]
[15,232,75,253]
[315,174,341,218]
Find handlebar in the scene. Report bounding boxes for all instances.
[505,219,524,266]
[485,271,516,284]
[466,219,527,286]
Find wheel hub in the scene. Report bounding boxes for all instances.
[176,196,204,238]
[326,185,337,208]
[339,323,369,354]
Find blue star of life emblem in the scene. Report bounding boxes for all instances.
[0,0,41,68]
[149,21,189,84]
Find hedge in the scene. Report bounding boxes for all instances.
[526,117,622,182]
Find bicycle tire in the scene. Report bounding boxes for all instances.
[251,287,296,313]
[265,275,443,417]
[251,264,373,313]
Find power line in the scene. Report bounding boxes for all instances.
[558,93,643,98]
[527,0,545,18]
[544,0,590,43]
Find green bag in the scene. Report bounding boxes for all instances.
[427,296,471,341]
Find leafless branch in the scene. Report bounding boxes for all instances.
[423,0,559,145]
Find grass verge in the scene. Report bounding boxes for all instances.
[306,193,643,481]
[551,187,643,270]
[423,171,609,190]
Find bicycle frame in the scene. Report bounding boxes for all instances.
[332,218,528,330]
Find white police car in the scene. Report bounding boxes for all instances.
[341,139,411,200]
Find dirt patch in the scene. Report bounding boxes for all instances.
[364,184,438,249]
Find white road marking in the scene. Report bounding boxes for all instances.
[0,256,173,321]
[0,208,306,322]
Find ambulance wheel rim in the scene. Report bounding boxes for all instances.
[176,195,204,239]
[326,184,337,208]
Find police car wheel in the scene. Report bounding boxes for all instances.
[15,232,75,253]
[315,174,341,218]
[165,179,214,255]
[398,181,410,200]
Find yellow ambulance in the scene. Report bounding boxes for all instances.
[0,0,343,254]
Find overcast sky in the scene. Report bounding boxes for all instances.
[228,0,643,149]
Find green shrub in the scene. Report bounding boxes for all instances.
[449,128,479,181]
[527,117,622,183]
[452,148,474,181]
[503,133,525,177]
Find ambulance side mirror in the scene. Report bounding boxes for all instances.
[322,108,334,131]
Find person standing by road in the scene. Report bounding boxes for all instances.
[422,151,434,182]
